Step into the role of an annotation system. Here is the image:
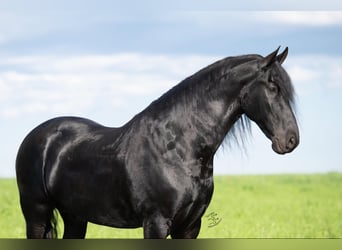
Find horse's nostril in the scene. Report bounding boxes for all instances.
[290,137,295,144]
[287,136,296,150]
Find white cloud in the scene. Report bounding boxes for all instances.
[255,11,342,26]
[0,53,217,119]
[286,55,342,96]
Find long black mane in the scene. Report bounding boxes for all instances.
[149,54,263,108]
[138,54,268,147]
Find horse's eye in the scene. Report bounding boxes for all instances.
[269,82,279,95]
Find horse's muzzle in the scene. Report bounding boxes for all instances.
[271,133,299,154]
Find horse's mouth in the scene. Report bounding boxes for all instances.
[271,138,286,154]
[271,136,298,155]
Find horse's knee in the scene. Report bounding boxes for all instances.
[143,215,171,239]
[171,219,202,239]
[20,197,56,239]
[26,222,52,239]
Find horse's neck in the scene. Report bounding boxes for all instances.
[179,62,259,153]
[187,86,243,152]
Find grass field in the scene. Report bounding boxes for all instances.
[1,173,341,238]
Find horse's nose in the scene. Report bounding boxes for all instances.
[286,135,298,152]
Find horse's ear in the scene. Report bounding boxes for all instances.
[277,47,288,64]
[261,47,280,69]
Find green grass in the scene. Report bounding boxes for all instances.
[1,173,341,238]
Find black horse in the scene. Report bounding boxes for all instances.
[16,48,299,239]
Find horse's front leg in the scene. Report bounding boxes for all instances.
[142,213,171,239]
[170,218,202,239]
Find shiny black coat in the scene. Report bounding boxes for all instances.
[16,48,299,238]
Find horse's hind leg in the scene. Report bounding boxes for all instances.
[20,197,56,238]
[60,212,87,239]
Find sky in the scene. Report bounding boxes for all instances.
[1,1,342,177]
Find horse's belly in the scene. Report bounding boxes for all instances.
[48,161,141,228]
[55,184,141,228]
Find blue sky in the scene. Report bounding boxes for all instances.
[1,1,342,176]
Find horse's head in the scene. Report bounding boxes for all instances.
[240,47,299,154]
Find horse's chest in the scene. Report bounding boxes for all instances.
[174,178,213,225]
